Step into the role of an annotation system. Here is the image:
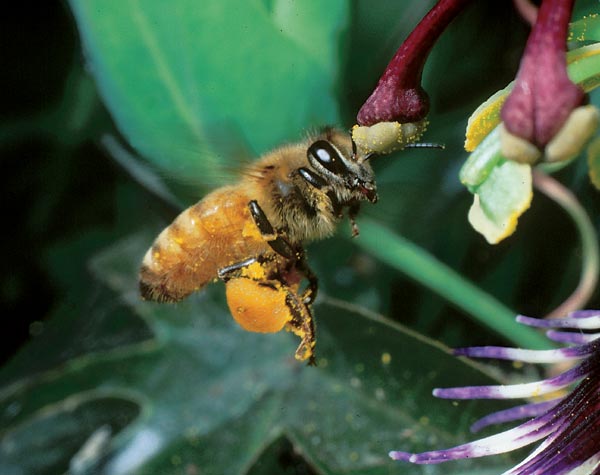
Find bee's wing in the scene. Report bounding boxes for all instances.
[101,133,253,204]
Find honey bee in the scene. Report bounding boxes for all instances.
[139,127,378,365]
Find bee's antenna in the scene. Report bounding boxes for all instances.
[404,142,445,150]
[351,137,379,162]
[362,152,377,161]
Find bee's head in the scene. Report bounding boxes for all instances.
[301,138,378,204]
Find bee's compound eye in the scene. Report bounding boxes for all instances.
[308,140,348,176]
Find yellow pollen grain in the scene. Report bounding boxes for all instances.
[242,220,262,240]
[241,261,267,280]
[419,416,430,426]
[381,352,392,365]
[464,92,507,152]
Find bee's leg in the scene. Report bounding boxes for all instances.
[223,269,317,365]
[348,202,361,237]
[248,200,296,259]
[217,257,259,282]
[293,248,319,305]
[285,291,317,366]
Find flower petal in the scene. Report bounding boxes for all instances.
[470,401,559,433]
[568,310,600,320]
[517,314,600,329]
[390,413,557,464]
[546,330,600,345]
[433,358,592,399]
[454,344,593,363]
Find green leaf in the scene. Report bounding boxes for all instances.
[1,395,139,475]
[352,218,552,350]
[68,0,348,186]
[0,233,517,475]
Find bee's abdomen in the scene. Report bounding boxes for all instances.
[139,187,268,302]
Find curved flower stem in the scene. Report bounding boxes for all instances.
[357,0,472,125]
[532,169,599,318]
[353,218,553,349]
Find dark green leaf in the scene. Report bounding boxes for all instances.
[0,234,516,474]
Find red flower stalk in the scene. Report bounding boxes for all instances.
[357,0,473,126]
[501,0,584,149]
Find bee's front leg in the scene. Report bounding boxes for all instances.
[347,201,361,238]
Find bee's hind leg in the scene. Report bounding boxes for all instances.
[285,291,317,366]
[219,257,317,365]
[293,249,318,305]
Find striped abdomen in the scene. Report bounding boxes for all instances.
[139,186,270,302]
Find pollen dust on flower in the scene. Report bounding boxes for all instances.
[351,120,428,157]
[464,89,508,152]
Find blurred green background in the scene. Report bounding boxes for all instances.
[2,1,599,474]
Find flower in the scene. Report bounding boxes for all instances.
[353,0,471,157]
[390,310,600,475]
[500,0,598,164]
[356,0,472,127]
